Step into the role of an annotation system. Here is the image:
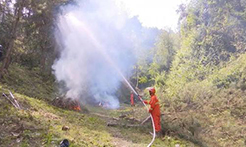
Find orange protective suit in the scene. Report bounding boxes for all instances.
[144,94,161,132]
[130,93,134,106]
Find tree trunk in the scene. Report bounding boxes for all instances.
[1,3,5,23]
[0,0,24,79]
[40,45,46,73]
[4,55,12,70]
[40,55,46,72]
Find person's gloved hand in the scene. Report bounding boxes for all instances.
[144,100,149,104]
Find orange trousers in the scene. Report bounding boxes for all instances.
[130,94,134,105]
[152,113,161,132]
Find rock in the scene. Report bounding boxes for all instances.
[62,126,70,131]
[119,114,127,118]
[107,122,117,127]
[35,132,41,136]
[16,137,23,143]
[11,132,20,137]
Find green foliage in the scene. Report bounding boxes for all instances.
[162,0,246,97]
[210,53,246,89]
[161,80,246,146]
[132,30,180,88]
[140,0,246,147]
[0,0,70,75]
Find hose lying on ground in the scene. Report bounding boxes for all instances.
[112,68,156,146]
[136,94,156,147]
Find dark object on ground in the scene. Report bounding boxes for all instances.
[60,139,69,147]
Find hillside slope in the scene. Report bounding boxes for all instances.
[0,85,197,147]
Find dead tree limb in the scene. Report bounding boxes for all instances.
[9,90,20,109]
[2,93,18,109]
[107,122,140,128]
[140,113,164,125]
[141,116,151,125]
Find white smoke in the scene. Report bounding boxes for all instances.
[52,0,159,109]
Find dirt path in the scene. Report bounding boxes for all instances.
[110,127,136,147]
[108,124,148,147]
[91,112,148,147]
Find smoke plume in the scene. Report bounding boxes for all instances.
[52,0,159,109]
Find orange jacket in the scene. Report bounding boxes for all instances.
[144,95,161,132]
[144,95,160,115]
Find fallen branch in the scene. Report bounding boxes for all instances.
[141,116,151,125]
[2,93,19,109]
[125,117,141,123]
[107,122,140,128]
[141,113,164,125]
[9,90,21,109]
[107,122,118,127]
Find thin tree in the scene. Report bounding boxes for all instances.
[0,0,25,79]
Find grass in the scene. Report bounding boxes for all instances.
[0,64,197,146]
[160,85,246,147]
[0,85,197,146]
[0,86,112,146]
[1,63,56,100]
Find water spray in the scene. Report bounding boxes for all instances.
[67,16,156,147]
[57,11,156,147]
[76,20,156,147]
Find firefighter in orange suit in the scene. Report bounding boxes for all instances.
[130,91,135,106]
[144,87,161,133]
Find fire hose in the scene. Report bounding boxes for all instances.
[112,70,156,146]
[114,70,156,146]
[135,92,156,147]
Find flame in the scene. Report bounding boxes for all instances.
[73,105,81,111]
[72,99,81,111]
